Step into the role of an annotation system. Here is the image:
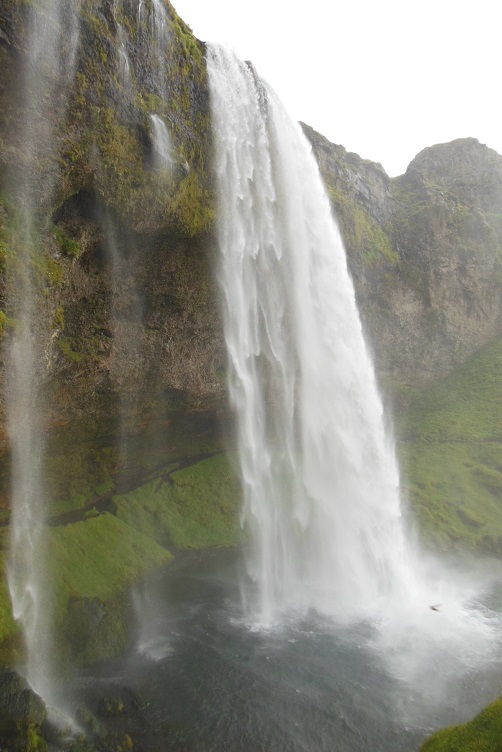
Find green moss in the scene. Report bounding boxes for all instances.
[0,193,67,298]
[54,327,108,365]
[114,453,240,549]
[326,184,398,266]
[48,513,171,618]
[0,721,48,752]
[169,170,215,237]
[420,696,502,752]
[46,513,172,664]
[53,304,65,331]
[399,337,502,554]
[56,336,85,363]
[0,573,16,643]
[25,723,48,752]
[0,238,8,273]
[401,338,502,444]
[0,309,15,337]
[52,226,80,257]
[0,555,22,665]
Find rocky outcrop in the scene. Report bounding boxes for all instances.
[304,127,502,391]
[0,670,47,751]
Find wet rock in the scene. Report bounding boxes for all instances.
[0,670,46,726]
[70,709,134,751]
[0,669,47,751]
[98,696,125,717]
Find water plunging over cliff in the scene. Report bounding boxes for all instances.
[208,45,418,624]
[5,0,80,702]
[150,114,175,170]
[206,45,502,672]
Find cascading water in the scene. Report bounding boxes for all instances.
[207,45,502,695]
[150,0,170,96]
[116,23,132,90]
[150,114,175,170]
[5,0,80,703]
[208,45,418,625]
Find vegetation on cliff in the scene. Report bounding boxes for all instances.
[0,0,229,669]
[305,127,502,389]
[399,337,502,554]
[420,696,502,752]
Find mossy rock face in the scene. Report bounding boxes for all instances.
[0,0,223,433]
[0,3,226,674]
[60,0,214,236]
[0,0,214,234]
[63,595,130,666]
[0,670,47,752]
[0,670,46,727]
[420,696,502,752]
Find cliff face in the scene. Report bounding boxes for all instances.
[304,127,502,391]
[0,0,226,482]
[2,2,501,438]
[0,0,221,430]
[1,0,502,667]
[0,0,228,667]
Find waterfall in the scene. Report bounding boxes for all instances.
[117,23,132,90]
[150,114,175,171]
[206,42,502,667]
[150,0,170,96]
[5,0,80,703]
[207,45,416,624]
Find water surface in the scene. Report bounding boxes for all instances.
[73,549,502,752]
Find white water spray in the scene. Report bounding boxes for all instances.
[207,46,502,704]
[6,0,80,703]
[150,0,170,95]
[116,23,131,89]
[150,114,175,171]
[208,45,418,624]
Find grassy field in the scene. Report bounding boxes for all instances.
[398,337,502,555]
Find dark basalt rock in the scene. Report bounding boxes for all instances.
[0,669,47,751]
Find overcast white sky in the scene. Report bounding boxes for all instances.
[171,0,500,177]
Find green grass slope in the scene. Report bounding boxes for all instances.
[0,452,240,665]
[399,337,502,554]
[113,453,240,549]
[48,513,172,616]
[420,696,502,752]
